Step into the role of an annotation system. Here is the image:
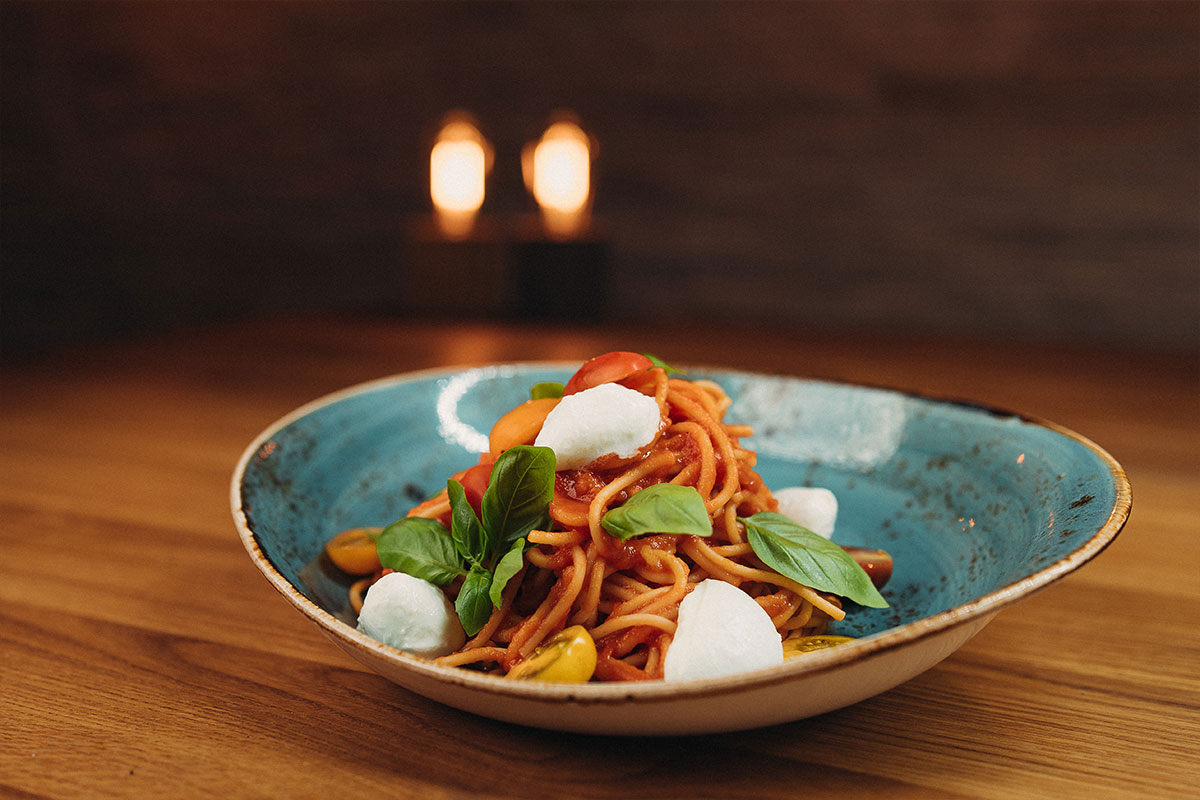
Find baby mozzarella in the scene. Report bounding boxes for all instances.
[663,579,783,681]
[773,487,838,539]
[533,382,661,470]
[356,572,466,658]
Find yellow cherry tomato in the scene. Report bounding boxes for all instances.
[782,635,856,659]
[325,527,383,575]
[488,397,560,455]
[507,625,597,683]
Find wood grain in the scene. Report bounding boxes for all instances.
[1,318,1197,799]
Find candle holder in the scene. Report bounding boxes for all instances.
[510,113,608,319]
[508,214,610,321]
[401,215,512,316]
[401,112,510,316]
[401,110,609,319]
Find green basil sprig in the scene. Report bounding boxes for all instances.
[489,537,527,608]
[376,445,555,637]
[446,479,486,566]
[455,566,493,636]
[601,484,712,540]
[740,512,888,608]
[374,517,465,586]
[530,381,564,400]
[642,352,682,376]
[480,445,555,550]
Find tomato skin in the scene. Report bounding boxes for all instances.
[453,460,494,515]
[488,397,559,455]
[563,352,654,395]
[325,527,383,575]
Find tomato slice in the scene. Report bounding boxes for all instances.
[563,352,654,395]
[452,460,494,515]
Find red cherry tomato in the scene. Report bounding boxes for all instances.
[563,352,654,395]
[452,460,494,515]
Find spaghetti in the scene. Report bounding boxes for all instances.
[337,353,882,682]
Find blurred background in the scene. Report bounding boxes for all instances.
[2,1,1197,361]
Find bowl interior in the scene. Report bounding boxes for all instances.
[239,364,1122,645]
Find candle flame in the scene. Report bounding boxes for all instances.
[430,116,490,238]
[525,118,592,239]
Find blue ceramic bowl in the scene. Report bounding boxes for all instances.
[232,364,1130,734]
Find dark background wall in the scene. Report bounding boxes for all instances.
[3,1,1197,360]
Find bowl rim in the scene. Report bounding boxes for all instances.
[231,362,1131,704]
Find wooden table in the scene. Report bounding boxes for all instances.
[3,317,1196,799]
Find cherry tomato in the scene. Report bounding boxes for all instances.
[488,397,559,455]
[563,352,654,395]
[325,527,383,575]
[782,635,856,659]
[452,460,494,515]
[506,625,597,682]
[841,546,894,588]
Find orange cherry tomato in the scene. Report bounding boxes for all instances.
[489,397,560,455]
[325,527,383,575]
[563,352,654,395]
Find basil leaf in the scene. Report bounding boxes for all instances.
[455,565,494,637]
[446,479,486,567]
[481,445,555,548]
[642,352,682,376]
[375,517,465,586]
[600,484,712,540]
[488,537,526,608]
[530,381,564,400]
[741,512,888,608]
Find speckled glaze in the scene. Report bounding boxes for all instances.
[231,364,1130,735]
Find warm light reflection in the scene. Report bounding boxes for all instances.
[430,117,491,238]
[524,118,592,239]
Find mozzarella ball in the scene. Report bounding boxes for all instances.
[533,382,661,470]
[356,572,466,658]
[663,579,784,681]
[773,486,838,539]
